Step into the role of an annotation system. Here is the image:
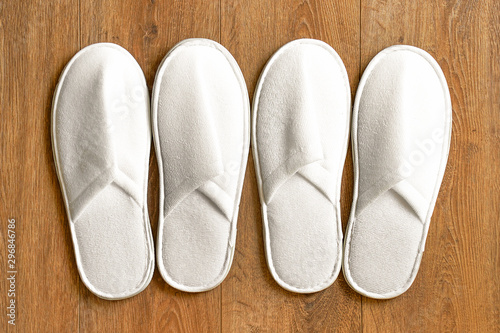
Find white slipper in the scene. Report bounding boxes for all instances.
[252,39,351,293]
[343,45,452,299]
[52,43,155,300]
[152,39,250,292]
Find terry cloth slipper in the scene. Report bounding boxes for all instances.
[343,45,452,299]
[252,39,351,293]
[52,43,155,300]
[152,39,250,292]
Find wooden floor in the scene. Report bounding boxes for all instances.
[1,0,499,332]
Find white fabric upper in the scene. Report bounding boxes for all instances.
[343,45,452,299]
[56,46,146,222]
[253,39,350,293]
[153,39,249,292]
[52,43,154,300]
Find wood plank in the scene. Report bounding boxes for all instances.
[359,0,500,331]
[220,0,362,331]
[0,0,80,331]
[78,0,221,332]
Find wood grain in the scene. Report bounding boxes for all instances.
[0,0,80,332]
[220,0,361,332]
[359,0,500,332]
[0,0,498,331]
[78,0,221,332]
